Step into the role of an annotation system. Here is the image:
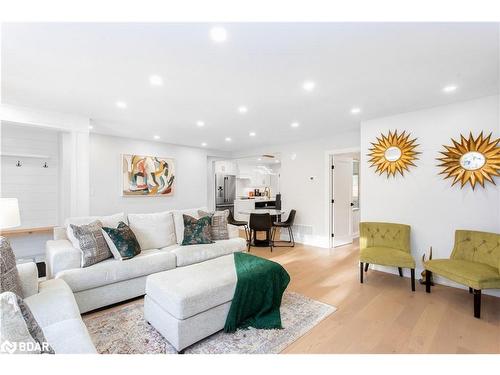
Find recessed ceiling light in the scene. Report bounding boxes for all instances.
[350,107,361,114]
[238,106,248,114]
[153,135,160,140]
[302,81,316,92]
[249,132,256,137]
[196,121,205,127]
[201,142,207,147]
[210,27,227,43]
[88,125,94,130]
[275,159,280,163]
[225,137,232,142]
[116,101,127,109]
[442,85,458,93]
[258,158,262,161]
[149,75,163,86]
[290,122,300,128]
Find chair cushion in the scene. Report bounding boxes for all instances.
[146,254,237,320]
[172,238,246,267]
[360,246,415,268]
[424,259,500,290]
[55,247,177,292]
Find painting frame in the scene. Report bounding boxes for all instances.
[122,154,175,196]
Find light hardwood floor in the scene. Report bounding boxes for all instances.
[85,240,500,354]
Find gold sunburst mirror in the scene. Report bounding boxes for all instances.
[437,132,500,189]
[368,130,420,177]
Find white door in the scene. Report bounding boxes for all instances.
[333,157,353,247]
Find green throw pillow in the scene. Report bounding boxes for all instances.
[181,214,214,245]
[102,222,141,260]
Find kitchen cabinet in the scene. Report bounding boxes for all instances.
[214,160,239,175]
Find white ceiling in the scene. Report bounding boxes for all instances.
[2,23,498,151]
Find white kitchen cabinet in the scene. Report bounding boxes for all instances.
[214,160,239,175]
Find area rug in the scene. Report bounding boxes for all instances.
[83,292,336,354]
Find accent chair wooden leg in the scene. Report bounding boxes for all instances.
[364,263,369,272]
[398,267,403,277]
[425,270,432,293]
[360,262,364,284]
[473,289,481,319]
[410,269,415,292]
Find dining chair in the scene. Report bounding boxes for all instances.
[248,213,273,252]
[271,209,296,247]
[227,210,249,243]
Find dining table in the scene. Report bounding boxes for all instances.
[238,209,286,247]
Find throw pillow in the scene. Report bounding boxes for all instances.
[102,222,141,260]
[198,210,229,241]
[69,221,112,267]
[0,291,54,354]
[0,237,23,297]
[181,215,214,245]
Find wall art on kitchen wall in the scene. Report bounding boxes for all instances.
[367,130,420,177]
[437,132,500,189]
[122,154,175,196]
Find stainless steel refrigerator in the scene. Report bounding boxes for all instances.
[215,174,236,215]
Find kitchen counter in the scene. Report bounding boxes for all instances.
[235,197,276,202]
[234,197,278,222]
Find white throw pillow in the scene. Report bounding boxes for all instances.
[65,212,127,249]
[127,211,176,251]
[172,207,208,244]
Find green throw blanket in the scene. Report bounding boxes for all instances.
[224,252,291,332]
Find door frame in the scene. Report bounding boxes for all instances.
[324,147,360,248]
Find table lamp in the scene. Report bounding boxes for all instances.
[0,198,21,231]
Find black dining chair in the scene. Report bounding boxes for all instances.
[227,210,249,243]
[248,213,273,252]
[271,209,296,247]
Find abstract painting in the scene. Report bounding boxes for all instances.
[122,154,175,196]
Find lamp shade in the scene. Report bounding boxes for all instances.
[0,198,21,229]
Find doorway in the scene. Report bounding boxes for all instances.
[329,150,361,248]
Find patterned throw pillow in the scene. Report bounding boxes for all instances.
[198,210,229,241]
[0,291,54,354]
[69,221,112,267]
[102,222,141,260]
[0,237,23,297]
[181,215,214,246]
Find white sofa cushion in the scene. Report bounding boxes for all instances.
[55,247,177,292]
[172,207,207,244]
[172,237,246,267]
[127,211,176,251]
[146,254,237,320]
[41,318,96,354]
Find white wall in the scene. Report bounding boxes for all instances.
[89,134,229,215]
[233,130,360,247]
[361,95,500,296]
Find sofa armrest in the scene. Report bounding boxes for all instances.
[45,240,81,279]
[16,262,39,298]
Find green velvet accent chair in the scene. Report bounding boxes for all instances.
[359,222,416,291]
[424,230,500,319]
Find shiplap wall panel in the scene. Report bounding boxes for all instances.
[1,123,60,229]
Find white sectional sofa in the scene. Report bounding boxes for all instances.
[45,207,246,313]
[17,262,96,353]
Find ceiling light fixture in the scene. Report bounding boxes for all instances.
[350,107,361,114]
[201,142,207,147]
[116,101,127,109]
[210,27,227,43]
[442,85,458,93]
[149,75,163,86]
[196,121,205,127]
[88,125,94,130]
[238,106,248,114]
[249,132,256,137]
[302,81,316,92]
[290,122,300,128]
[153,135,160,140]
[225,137,232,142]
